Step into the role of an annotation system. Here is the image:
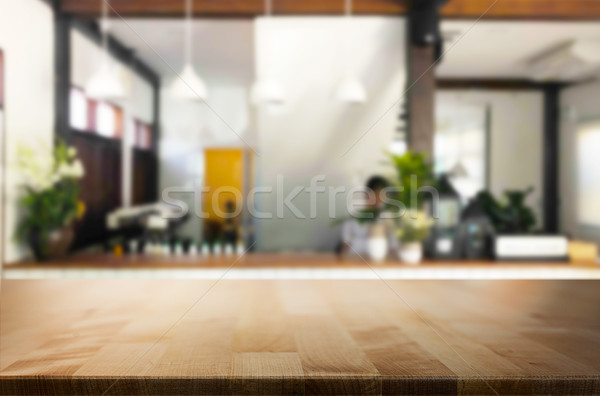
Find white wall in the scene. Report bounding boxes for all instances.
[437,90,545,229]
[254,17,406,251]
[0,0,55,263]
[559,79,600,245]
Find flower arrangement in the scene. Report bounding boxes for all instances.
[396,210,434,243]
[16,141,85,260]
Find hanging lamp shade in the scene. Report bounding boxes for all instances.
[449,160,469,178]
[85,0,126,100]
[171,63,208,101]
[336,74,367,104]
[171,0,208,101]
[251,0,285,106]
[336,0,366,104]
[85,61,126,100]
[250,79,285,105]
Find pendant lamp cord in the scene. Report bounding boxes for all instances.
[185,0,193,63]
[101,0,109,61]
[343,0,352,69]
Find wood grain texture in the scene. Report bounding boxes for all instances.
[60,0,600,19]
[1,279,600,395]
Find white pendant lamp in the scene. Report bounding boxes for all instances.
[171,63,208,100]
[85,1,126,100]
[337,73,367,104]
[336,0,366,104]
[86,59,126,100]
[250,79,285,105]
[251,0,285,106]
[171,0,208,101]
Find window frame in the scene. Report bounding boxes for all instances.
[434,102,491,202]
[575,118,600,230]
[69,86,124,141]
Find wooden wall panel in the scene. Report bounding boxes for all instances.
[132,148,158,205]
[61,0,600,19]
[72,133,122,249]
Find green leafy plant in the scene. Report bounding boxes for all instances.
[15,141,86,257]
[388,151,437,210]
[475,188,537,234]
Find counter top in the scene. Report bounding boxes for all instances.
[4,253,599,280]
[3,252,583,268]
[2,279,600,395]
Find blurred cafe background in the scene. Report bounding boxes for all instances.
[1,0,599,278]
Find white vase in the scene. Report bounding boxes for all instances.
[399,242,423,265]
[367,222,388,263]
[367,237,388,263]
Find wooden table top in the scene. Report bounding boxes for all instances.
[2,279,600,395]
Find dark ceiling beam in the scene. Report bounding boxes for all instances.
[60,0,600,19]
[60,0,407,17]
[437,79,570,90]
[441,0,600,20]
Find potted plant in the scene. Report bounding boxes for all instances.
[16,141,85,261]
[388,151,437,211]
[474,188,537,234]
[386,151,437,262]
[396,209,433,264]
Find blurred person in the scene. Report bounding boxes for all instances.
[340,175,398,259]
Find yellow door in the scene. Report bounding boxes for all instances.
[203,148,245,223]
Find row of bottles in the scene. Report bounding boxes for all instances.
[117,238,246,258]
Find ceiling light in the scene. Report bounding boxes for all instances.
[85,0,126,100]
[171,63,208,100]
[251,0,285,106]
[448,160,468,178]
[171,0,208,101]
[251,79,285,106]
[86,61,126,100]
[337,0,366,104]
[336,74,367,104]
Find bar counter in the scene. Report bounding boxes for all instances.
[3,253,600,280]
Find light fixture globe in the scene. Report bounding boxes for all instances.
[170,63,208,101]
[336,74,367,104]
[85,62,126,100]
[250,79,285,106]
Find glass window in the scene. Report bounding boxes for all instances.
[134,121,152,150]
[71,86,123,139]
[577,121,600,227]
[435,103,488,201]
[96,102,115,137]
[69,88,88,131]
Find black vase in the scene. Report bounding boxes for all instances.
[27,229,50,262]
[27,225,74,262]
